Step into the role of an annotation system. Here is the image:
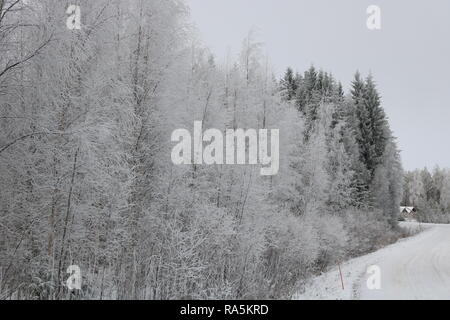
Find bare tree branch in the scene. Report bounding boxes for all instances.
[0,36,52,79]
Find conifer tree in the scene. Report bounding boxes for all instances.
[351,72,376,181]
[363,74,389,172]
[280,67,298,101]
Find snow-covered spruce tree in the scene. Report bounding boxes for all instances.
[351,72,374,187]
[363,75,389,175]
[280,67,298,102]
[349,72,403,217]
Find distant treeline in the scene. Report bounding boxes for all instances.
[403,168,450,223]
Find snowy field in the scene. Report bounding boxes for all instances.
[294,222,450,300]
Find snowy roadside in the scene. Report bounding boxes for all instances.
[292,222,436,300]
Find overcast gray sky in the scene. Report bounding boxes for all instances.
[186,0,450,171]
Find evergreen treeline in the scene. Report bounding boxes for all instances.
[403,168,450,223]
[1,0,403,300]
[280,66,403,224]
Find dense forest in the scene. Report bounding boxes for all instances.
[0,0,404,299]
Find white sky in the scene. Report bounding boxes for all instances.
[186,0,450,171]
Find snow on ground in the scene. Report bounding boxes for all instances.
[293,222,450,300]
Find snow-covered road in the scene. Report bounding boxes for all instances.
[294,223,450,300]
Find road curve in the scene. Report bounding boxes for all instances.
[294,223,450,300]
[359,223,450,300]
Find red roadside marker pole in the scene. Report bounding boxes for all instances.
[338,263,345,290]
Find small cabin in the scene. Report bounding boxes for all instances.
[399,206,417,222]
